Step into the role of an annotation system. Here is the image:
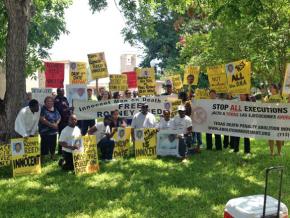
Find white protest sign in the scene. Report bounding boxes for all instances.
[31,88,53,105]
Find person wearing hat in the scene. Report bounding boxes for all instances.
[172,105,192,161]
[88,115,116,161]
[131,103,157,141]
[162,80,177,97]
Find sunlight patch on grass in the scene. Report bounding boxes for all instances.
[159,186,201,200]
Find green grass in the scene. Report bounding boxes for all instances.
[0,139,289,218]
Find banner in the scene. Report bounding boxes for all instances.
[282,63,290,95]
[88,52,108,79]
[191,99,290,140]
[113,127,131,159]
[11,137,41,177]
[45,62,65,88]
[74,96,173,120]
[136,68,156,96]
[183,66,200,85]
[226,60,251,94]
[194,88,209,99]
[0,144,10,167]
[73,135,99,175]
[69,62,87,84]
[207,65,228,93]
[122,71,137,88]
[66,84,88,105]
[135,128,157,159]
[168,75,183,93]
[109,75,128,91]
[157,130,179,156]
[31,88,53,105]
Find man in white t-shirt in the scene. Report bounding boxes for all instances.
[172,105,192,160]
[157,110,173,130]
[131,103,156,141]
[88,115,116,161]
[14,99,40,137]
[58,114,82,170]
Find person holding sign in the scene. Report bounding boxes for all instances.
[39,96,61,160]
[183,74,196,99]
[131,103,157,141]
[266,84,284,156]
[206,90,222,150]
[15,99,40,138]
[161,80,177,97]
[58,114,82,170]
[172,105,192,162]
[88,115,116,161]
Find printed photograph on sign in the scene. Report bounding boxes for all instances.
[135,129,145,142]
[73,138,84,152]
[11,141,25,157]
[69,62,87,84]
[183,66,200,85]
[226,63,235,75]
[157,131,179,156]
[117,128,126,140]
[66,84,88,105]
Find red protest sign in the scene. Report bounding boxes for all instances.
[122,71,137,88]
[45,62,65,88]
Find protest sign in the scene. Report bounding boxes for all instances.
[136,68,156,96]
[183,66,200,85]
[45,62,65,88]
[74,96,173,120]
[31,88,53,105]
[122,71,137,88]
[282,63,290,95]
[207,65,228,93]
[167,75,183,93]
[69,62,87,84]
[135,128,157,159]
[0,144,10,167]
[88,52,108,79]
[66,84,87,105]
[191,99,290,140]
[73,135,99,175]
[11,137,41,177]
[112,127,131,159]
[157,130,179,156]
[194,88,209,99]
[226,60,251,94]
[109,75,128,91]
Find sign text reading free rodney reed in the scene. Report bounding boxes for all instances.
[191,100,290,140]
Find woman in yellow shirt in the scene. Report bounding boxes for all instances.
[267,84,283,156]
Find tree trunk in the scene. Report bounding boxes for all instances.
[0,0,32,142]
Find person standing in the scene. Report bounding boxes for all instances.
[161,80,177,97]
[15,99,40,137]
[80,88,96,135]
[206,90,222,150]
[54,88,71,154]
[183,74,196,99]
[39,96,61,160]
[58,114,82,170]
[172,105,192,161]
[157,110,173,130]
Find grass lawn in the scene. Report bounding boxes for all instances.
[0,139,289,218]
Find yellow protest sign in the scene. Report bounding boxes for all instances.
[194,88,209,99]
[226,60,251,94]
[113,127,131,159]
[11,137,41,177]
[136,68,156,96]
[88,52,108,79]
[207,65,228,93]
[109,75,128,91]
[134,128,157,159]
[73,135,99,175]
[0,144,10,167]
[167,75,183,93]
[183,66,200,85]
[169,99,182,118]
[282,63,290,95]
[69,62,87,84]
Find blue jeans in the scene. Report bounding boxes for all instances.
[179,135,192,157]
[193,132,202,145]
[98,137,115,160]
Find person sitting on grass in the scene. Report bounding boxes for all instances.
[58,114,82,171]
[88,115,116,161]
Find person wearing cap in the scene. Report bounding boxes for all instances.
[206,90,222,150]
[161,80,177,97]
[88,115,116,161]
[79,88,96,135]
[172,105,192,161]
[131,103,157,140]
[15,99,40,137]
